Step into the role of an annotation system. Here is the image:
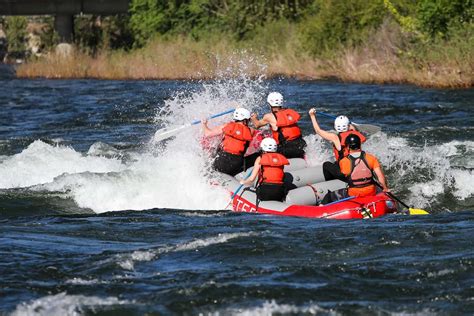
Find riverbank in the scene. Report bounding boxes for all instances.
[13,34,473,88]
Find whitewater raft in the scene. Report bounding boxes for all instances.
[218,158,398,219]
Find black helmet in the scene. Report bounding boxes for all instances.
[345,134,361,150]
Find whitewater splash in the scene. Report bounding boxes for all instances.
[1,133,471,213]
[0,75,472,214]
[0,74,271,213]
[10,292,131,316]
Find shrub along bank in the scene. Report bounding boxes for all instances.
[5,0,473,87]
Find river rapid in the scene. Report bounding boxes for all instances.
[0,73,473,315]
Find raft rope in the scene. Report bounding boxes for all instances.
[305,183,321,205]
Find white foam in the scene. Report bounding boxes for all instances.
[118,259,135,271]
[174,232,256,252]
[304,134,333,166]
[29,74,266,213]
[427,269,454,278]
[223,300,336,316]
[0,140,124,189]
[117,232,256,270]
[38,147,230,213]
[1,76,472,213]
[451,169,474,200]
[363,135,474,208]
[64,278,106,285]
[304,132,474,209]
[10,292,130,316]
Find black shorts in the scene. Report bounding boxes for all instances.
[321,188,349,205]
[212,151,244,176]
[257,183,286,202]
[323,161,347,181]
[278,137,306,159]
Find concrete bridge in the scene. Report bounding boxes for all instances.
[0,0,130,42]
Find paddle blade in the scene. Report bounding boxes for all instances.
[408,208,430,215]
[352,123,382,135]
[153,124,190,142]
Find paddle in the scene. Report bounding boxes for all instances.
[322,196,356,206]
[316,111,381,135]
[374,182,429,215]
[153,109,234,142]
[224,168,254,210]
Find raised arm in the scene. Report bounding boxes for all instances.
[202,119,224,137]
[251,113,269,129]
[308,108,340,146]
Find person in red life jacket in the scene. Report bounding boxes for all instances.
[321,134,389,204]
[202,107,259,176]
[240,137,289,202]
[308,108,367,181]
[251,92,306,159]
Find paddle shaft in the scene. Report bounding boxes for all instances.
[225,168,253,209]
[316,112,338,120]
[191,109,234,125]
[154,108,234,142]
[233,168,254,199]
[373,181,410,209]
[323,195,356,206]
[316,111,363,128]
[385,191,410,209]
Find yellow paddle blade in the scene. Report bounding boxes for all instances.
[408,208,429,215]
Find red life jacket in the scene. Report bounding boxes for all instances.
[347,151,374,188]
[271,109,302,144]
[332,130,366,162]
[221,122,253,155]
[258,152,289,184]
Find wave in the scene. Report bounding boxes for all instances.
[0,77,472,214]
[364,136,474,208]
[10,292,131,316]
[0,140,124,189]
[223,300,332,316]
[117,232,257,270]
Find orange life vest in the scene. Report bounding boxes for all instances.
[271,109,302,144]
[332,130,366,161]
[346,151,374,188]
[221,122,253,155]
[258,153,289,184]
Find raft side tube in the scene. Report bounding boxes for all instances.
[285,180,346,205]
[284,158,307,171]
[283,166,326,189]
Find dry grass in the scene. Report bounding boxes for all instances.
[321,22,473,88]
[16,32,473,88]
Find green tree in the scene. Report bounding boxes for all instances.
[129,0,172,46]
[417,0,473,38]
[5,16,28,58]
[301,0,386,55]
[74,15,132,54]
[128,0,314,46]
[38,16,59,52]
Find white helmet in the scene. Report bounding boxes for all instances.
[260,137,278,152]
[233,107,251,121]
[334,115,350,133]
[267,92,283,107]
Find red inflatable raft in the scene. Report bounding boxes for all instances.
[216,158,398,220]
[230,191,397,219]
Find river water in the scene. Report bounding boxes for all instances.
[0,73,473,315]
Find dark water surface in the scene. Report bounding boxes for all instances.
[0,77,473,315]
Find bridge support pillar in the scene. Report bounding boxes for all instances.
[54,14,74,43]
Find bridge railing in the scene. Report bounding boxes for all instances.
[0,0,129,15]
